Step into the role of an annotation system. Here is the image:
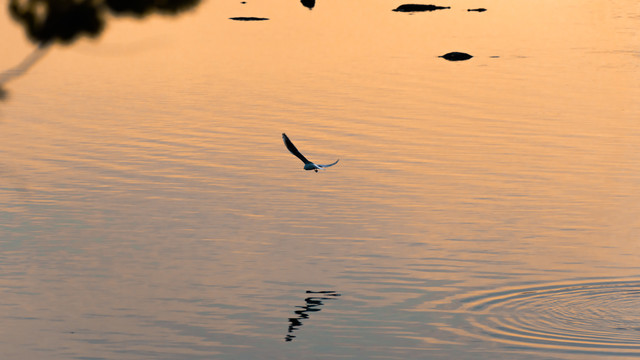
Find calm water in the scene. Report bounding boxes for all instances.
[1,0,639,359]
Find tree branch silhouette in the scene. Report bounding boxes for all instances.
[9,0,202,45]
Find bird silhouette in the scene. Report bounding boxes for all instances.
[282,133,339,172]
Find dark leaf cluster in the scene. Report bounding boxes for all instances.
[9,0,201,45]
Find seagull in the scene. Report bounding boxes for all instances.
[282,133,339,172]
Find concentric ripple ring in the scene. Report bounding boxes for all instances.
[454,279,640,355]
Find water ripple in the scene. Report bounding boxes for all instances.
[452,279,640,355]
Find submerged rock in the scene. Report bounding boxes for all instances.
[229,17,269,21]
[392,4,450,12]
[467,8,487,12]
[439,52,473,61]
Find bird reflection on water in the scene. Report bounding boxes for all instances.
[285,290,341,342]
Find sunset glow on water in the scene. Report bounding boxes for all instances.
[1,1,639,358]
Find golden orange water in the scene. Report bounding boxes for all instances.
[0,0,639,358]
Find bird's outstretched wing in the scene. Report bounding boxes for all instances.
[282,133,311,164]
[318,159,339,169]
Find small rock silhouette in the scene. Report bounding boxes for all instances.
[393,4,450,12]
[229,17,269,21]
[439,52,473,61]
[301,0,315,10]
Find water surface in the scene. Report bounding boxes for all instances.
[1,0,639,359]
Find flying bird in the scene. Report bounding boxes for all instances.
[282,133,339,172]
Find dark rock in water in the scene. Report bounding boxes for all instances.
[439,52,473,61]
[301,0,315,10]
[467,8,487,12]
[229,17,269,21]
[393,4,450,12]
